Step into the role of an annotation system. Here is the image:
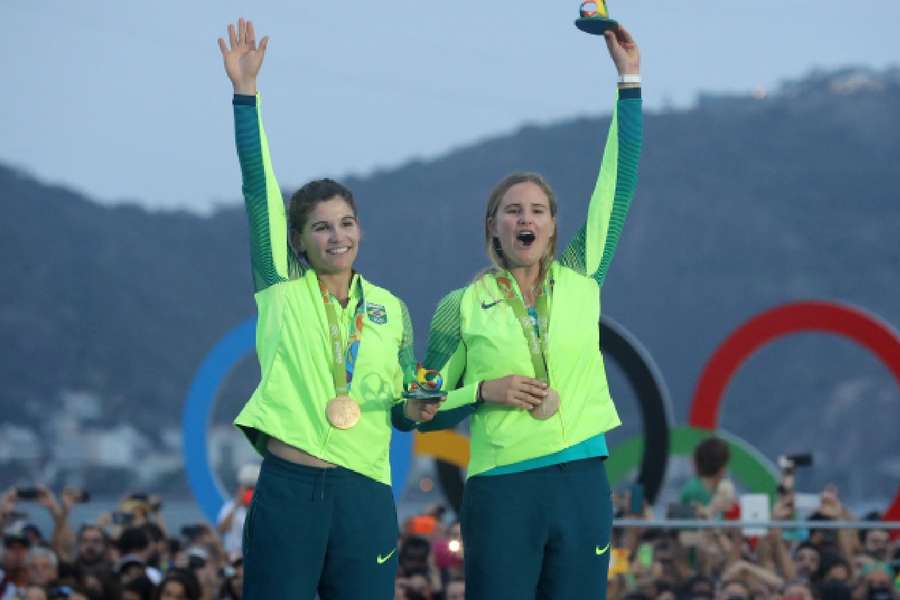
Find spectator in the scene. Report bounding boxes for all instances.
[46,585,90,600]
[184,546,220,600]
[859,513,890,562]
[716,579,751,600]
[654,580,677,600]
[432,521,463,575]
[859,562,895,600]
[683,575,716,599]
[818,553,851,583]
[215,464,259,557]
[792,542,822,581]
[26,547,59,588]
[74,525,112,578]
[1,521,31,600]
[219,556,242,600]
[22,585,47,600]
[119,526,162,584]
[396,569,431,600]
[818,580,853,600]
[398,537,431,577]
[779,580,813,600]
[123,574,156,600]
[156,568,200,600]
[444,575,465,600]
[143,522,169,571]
[681,438,733,517]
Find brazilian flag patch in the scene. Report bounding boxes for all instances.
[366,303,387,325]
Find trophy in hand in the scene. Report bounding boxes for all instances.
[575,0,619,35]
[402,364,446,403]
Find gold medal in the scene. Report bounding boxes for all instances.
[326,395,361,429]
[530,388,561,420]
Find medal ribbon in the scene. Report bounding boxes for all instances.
[495,275,551,384]
[318,278,366,396]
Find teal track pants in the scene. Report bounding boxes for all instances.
[242,452,399,599]
[461,457,613,600]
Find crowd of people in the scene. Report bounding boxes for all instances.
[0,441,897,600]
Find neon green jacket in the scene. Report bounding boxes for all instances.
[401,88,642,477]
[230,94,416,485]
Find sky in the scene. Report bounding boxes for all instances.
[3,1,899,213]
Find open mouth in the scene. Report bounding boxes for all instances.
[516,231,536,246]
[326,246,351,256]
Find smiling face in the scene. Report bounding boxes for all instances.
[292,196,360,275]
[487,177,557,271]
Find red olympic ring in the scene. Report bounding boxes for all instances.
[689,301,900,429]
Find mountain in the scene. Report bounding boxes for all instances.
[2,66,898,504]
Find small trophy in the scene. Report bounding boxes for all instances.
[575,0,618,35]
[402,364,446,404]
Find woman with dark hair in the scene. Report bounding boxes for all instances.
[396,25,643,599]
[217,18,439,599]
[156,569,200,600]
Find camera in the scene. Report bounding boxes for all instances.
[68,488,90,503]
[15,487,42,500]
[112,511,134,526]
[181,524,207,541]
[777,453,813,473]
[48,586,74,599]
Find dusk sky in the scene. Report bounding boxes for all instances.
[4,1,898,212]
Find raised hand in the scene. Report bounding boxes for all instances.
[603,25,640,77]
[217,18,270,95]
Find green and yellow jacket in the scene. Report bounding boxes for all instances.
[231,94,416,485]
[395,88,642,478]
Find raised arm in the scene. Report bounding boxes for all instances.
[559,26,643,287]
[219,19,299,292]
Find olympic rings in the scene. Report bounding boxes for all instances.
[182,301,900,521]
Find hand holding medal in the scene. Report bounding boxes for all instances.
[491,276,561,420]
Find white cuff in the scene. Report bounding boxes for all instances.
[618,74,641,84]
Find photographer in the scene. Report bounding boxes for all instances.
[26,547,59,589]
[1,486,85,564]
[680,438,734,518]
[73,525,113,579]
[215,464,259,558]
[1,522,30,600]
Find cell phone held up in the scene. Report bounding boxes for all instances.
[15,487,42,501]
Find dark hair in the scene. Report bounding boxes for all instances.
[693,437,730,477]
[817,580,853,600]
[124,575,155,600]
[858,511,885,544]
[118,527,150,554]
[287,178,357,256]
[156,568,200,600]
[796,541,821,556]
[76,524,108,545]
[142,522,164,543]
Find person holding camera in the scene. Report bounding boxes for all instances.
[216,464,259,558]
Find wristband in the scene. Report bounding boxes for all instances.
[618,74,641,84]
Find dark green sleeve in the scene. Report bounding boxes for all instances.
[397,298,417,386]
[233,94,303,293]
[558,88,643,287]
[397,288,481,432]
